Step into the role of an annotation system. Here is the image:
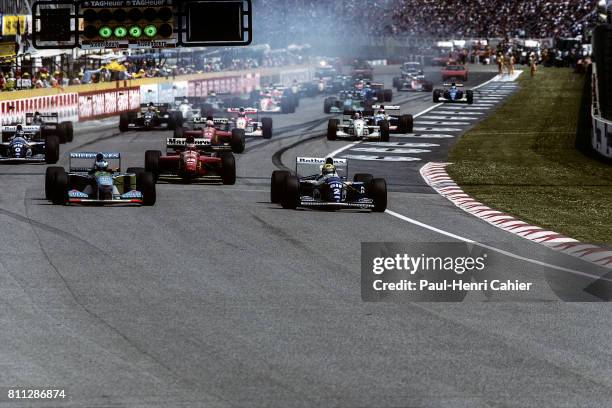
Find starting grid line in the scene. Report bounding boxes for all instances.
[335,79,517,162]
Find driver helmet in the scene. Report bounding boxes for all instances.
[33,111,42,123]
[15,124,24,137]
[94,153,108,172]
[182,98,189,104]
[206,119,215,127]
[322,158,336,176]
[451,82,457,88]
[354,112,362,120]
[238,107,246,117]
[148,102,155,111]
[377,106,385,115]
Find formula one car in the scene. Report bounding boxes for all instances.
[351,60,374,80]
[170,97,201,123]
[441,64,469,82]
[327,106,413,141]
[400,61,424,76]
[45,152,156,206]
[144,136,236,184]
[119,103,182,132]
[177,116,246,153]
[271,157,387,212]
[225,108,273,138]
[3,112,73,143]
[192,93,245,114]
[250,85,297,113]
[433,83,474,104]
[0,123,59,164]
[323,90,371,114]
[393,74,434,92]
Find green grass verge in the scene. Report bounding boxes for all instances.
[447,67,612,245]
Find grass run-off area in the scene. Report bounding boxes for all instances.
[447,67,612,245]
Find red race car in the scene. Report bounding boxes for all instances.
[144,135,236,184]
[441,65,469,82]
[175,117,246,153]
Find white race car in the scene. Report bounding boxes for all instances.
[327,111,390,142]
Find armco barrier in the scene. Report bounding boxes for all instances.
[0,93,79,125]
[78,87,141,120]
[591,25,612,159]
[591,63,612,159]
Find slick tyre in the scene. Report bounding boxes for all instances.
[62,121,74,143]
[323,97,333,114]
[384,89,393,102]
[56,123,68,144]
[145,150,161,182]
[353,173,373,186]
[51,168,68,205]
[137,171,156,206]
[119,112,129,132]
[398,114,413,134]
[281,175,300,209]
[221,152,236,185]
[466,90,474,105]
[261,117,273,139]
[45,135,60,164]
[369,178,387,212]
[231,128,246,153]
[379,120,390,142]
[271,170,290,203]
[433,90,441,103]
[327,119,338,141]
[45,166,63,200]
[173,126,184,138]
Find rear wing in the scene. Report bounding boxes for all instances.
[372,105,401,111]
[192,116,228,124]
[295,156,348,178]
[166,137,212,150]
[25,112,59,124]
[69,152,121,172]
[443,83,464,87]
[140,103,171,111]
[1,125,40,133]
[227,107,258,114]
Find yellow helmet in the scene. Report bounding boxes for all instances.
[322,163,336,175]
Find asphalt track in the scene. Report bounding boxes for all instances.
[2,65,612,407]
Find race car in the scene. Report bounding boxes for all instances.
[441,64,469,82]
[327,106,413,141]
[393,74,434,92]
[225,108,273,139]
[177,116,246,153]
[119,103,182,132]
[45,152,156,206]
[144,137,236,185]
[270,157,387,212]
[250,85,297,113]
[400,61,424,76]
[354,80,393,103]
[0,123,59,164]
[323,90,371,114]
[433,83,474,104]
[170,97,201,123]
[351,60,374,80]
[192,93,245,114]
[3,112,73,143]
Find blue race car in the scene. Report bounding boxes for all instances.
[433,83,474,104]
[270,157,387,212]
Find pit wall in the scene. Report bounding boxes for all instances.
[0,64,314,125]
[591,63,612,159]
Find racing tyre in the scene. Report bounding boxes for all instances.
[423,82,433,92]
[271,170,290,203]
[119,112,129,132]
[137,171,156,206]
[221,152,236,185]
[323,97,333,114]
[433,90,441,103]
[281,175,300,209]
[173,126,184,138]
[261,117,273,139]
[379,120,390,142]
[353,173,373,186]
[62,121,74,142]
[45,166,63,200]
[50,168,68,205]
[327,119,338,141]
[56,123,68,144]
[384,89,393,102]
[231,128,246,153]
[144,150,161,182]
[45,135,60,164]
[369,178,387,212]
[466,90,474,105]
[392,77,400,88]
[398,114,413,134]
